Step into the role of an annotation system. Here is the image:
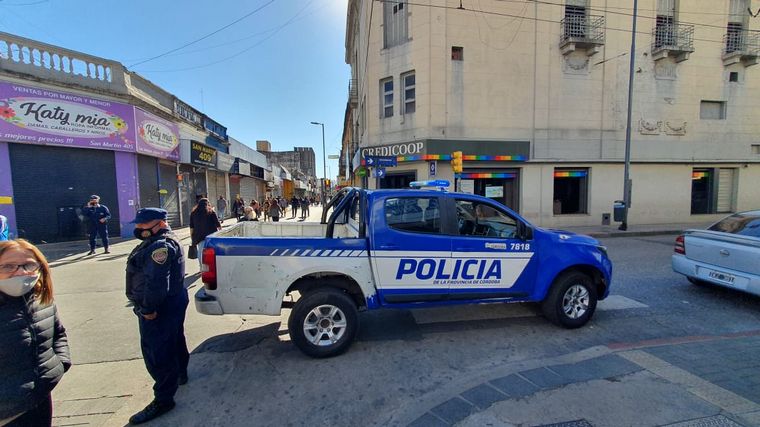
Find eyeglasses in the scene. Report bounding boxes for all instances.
[0,261,41,275]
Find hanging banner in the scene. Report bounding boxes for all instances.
[0,81,136,152]
[135,108,180,161]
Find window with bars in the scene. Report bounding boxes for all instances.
[380,78,393,118]
[402,71,415,115]
[383,0,409,48]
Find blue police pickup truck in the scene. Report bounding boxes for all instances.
[195,182,613,358]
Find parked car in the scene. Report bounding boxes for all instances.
[672,210,760,296]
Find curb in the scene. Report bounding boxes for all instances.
[584,229,685,238]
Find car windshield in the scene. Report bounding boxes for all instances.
[708,212,760,238]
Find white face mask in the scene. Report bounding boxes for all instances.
[0,274,40,297]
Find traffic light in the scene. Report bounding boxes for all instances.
[451,151,463,174]
[325,179,330,187]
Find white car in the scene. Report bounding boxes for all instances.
[672,210,760,296]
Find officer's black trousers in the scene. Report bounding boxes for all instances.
[137,293,190,403]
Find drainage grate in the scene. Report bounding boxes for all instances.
[535,421,593,427]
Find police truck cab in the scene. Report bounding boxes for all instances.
[195,182,612,358]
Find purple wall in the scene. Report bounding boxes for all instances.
[0,142,16,238]
[114,151,139,238]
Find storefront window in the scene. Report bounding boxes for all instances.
[553,169,589,215]
[691,168,736,214]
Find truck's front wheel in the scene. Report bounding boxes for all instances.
[288,288,359,358]
[541,271,598,329]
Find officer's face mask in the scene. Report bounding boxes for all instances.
[0,273,40,297]
[133,223,159,240]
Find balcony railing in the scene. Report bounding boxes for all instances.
[0,31,127,94]
[560,14,605,48]
[723,31,760,56]
[651,23,694,62]
[348,79,358,107]
[722,31,759,66]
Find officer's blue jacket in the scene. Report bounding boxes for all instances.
[125,229,185,315]
[82,204,111,226]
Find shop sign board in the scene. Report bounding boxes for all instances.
[460,180,475,194]
[0,81,136,152]
[135,108,180,161]
[173,99,202,127]
[216,152,235,172]
[191,140,216,167]
[485,185,503,198]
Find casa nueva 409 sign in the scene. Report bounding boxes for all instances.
[0,81,136,152]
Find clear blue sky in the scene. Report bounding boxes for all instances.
[0,0,350,180]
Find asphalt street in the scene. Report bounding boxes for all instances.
[42,214,760,427]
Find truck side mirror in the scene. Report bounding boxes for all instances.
[519,222,533,241]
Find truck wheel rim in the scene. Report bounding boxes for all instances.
[562,284,589,319]
[303,304,347,346]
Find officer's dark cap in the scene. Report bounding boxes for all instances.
[90,195,100,200]
[130,208,168,224]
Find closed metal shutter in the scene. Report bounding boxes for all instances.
[138,155,160,210]
[717,168,736,213]
[240,177,258,204]
[159,162,180,227]
[9,144,119,243]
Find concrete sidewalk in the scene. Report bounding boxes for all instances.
[403,333,760,427]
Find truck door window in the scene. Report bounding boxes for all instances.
[385,197,440,234]
[456,200,517,238]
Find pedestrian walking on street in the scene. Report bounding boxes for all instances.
[216,196,228,222]
[0,239,70,427]
[82,195,111,255]
[125,208,189,425]
[189,199,221,269]
[0,214,8,241]
[251,200,261,220]
[231,195,244,221]
[268,198,283,222]
[290,196,299,219]
[300,197,310,219]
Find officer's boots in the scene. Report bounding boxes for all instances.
[129,399,175,424]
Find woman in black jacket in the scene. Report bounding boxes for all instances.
[0,239,70,427]
[189,198,221,267]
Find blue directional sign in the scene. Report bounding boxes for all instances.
[365,156,397,167]
[375,167,386,178]
[429,161,437,177]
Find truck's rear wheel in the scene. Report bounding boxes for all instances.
[541,271,598,329]
[288,288,359,358]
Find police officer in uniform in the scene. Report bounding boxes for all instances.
[125,208,189,424]
[82,195,111,255]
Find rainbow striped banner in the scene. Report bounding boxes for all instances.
[462,155,527,161]
[553,170,588,178]
[692,171,709,180]
[460,172,517,179]
[396,154,452,162]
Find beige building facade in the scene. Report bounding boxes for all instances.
[343,0,760,227]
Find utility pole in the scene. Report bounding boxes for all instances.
[310,122,326,204]
[620,0,638,231]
